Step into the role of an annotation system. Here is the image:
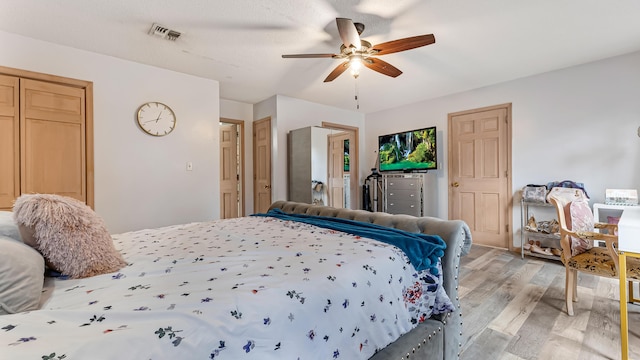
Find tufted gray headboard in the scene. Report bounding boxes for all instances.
[268,200,472,256]
[267,200,473,360]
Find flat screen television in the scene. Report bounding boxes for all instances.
[378,126,437,172]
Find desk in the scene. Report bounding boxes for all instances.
[593,203,633,224]
[619,206,640,360]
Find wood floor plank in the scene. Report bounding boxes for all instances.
[536,287,593,360]
[499,352,526,360]
[459,245,640,360]
[488,283,546,337]
[460,257,528,350]
[503,283,559,359]
[528,260,563,288]
[582,280,625,360]
[464,247,506,270]
[458,284,472,299]
[460,327,511,359]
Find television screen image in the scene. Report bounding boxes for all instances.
[378,127,437,172]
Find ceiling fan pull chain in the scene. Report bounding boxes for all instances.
[354,77,360,110]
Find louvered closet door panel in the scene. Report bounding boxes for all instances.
[20,79,86,202]
[0,75,19,209]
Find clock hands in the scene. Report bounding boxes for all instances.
[143,112,163,124]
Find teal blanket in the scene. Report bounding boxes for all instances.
[253,208,446,274]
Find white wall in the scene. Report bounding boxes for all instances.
[365,50,640,246]
[0,30,220,233]
[220,99,254,215]
[255,95,366,204]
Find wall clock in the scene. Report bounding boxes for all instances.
[136,102,176,136]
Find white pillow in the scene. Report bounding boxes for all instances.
[0,236,45,314]
[0,211,21,242]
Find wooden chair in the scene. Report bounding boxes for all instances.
[547,188,640,316]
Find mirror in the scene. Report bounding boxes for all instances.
[288,126,358,209]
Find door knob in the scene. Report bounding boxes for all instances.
[264,184,271,189]
[452,182,460,188]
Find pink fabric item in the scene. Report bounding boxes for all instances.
[607,215,620,235]
[569,200,594,257]
[12,194,127,278]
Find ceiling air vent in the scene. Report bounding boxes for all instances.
[148,23,181,41]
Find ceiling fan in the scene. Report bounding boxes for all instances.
[282,18,436,82]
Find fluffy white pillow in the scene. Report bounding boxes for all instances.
[0,236,45,314]
[13,194,127,279]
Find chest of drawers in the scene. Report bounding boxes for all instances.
[383,174,423,217]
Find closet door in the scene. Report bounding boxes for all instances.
[0,75,19,209]
[20,79,86,202]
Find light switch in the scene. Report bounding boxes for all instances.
[187,162,193,171]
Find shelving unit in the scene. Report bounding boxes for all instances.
[520,199,561,261]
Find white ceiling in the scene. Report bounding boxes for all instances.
[2,0,640,113]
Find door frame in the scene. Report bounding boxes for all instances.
[220,117,245,217]
[322,121,359,209]
[447,103,513,250]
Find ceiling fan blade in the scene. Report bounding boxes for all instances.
[324,61,350,82]
[372,34,435,55]
[282,53,338,58]
[336,18,361,49]
[363,58,402,78]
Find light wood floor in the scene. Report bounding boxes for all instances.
[459,245,640,360]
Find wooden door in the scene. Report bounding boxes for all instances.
[220,124,239,218]
[21,79,86,202]
[448,104,512,249]
[328,132,349,208]
[253,117,271,214]
[0,75,19,209]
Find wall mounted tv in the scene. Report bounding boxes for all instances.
[378,126,437,172]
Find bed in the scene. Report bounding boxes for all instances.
[0,199,472,360]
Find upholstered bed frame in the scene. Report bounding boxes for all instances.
[268,201,473,360]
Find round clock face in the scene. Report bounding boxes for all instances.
[136,102,176,136]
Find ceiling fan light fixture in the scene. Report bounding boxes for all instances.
[349,56,363,69]
[349,55,362,79]
[349,56,363,78]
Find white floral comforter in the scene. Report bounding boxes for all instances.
[0,216,453,360]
